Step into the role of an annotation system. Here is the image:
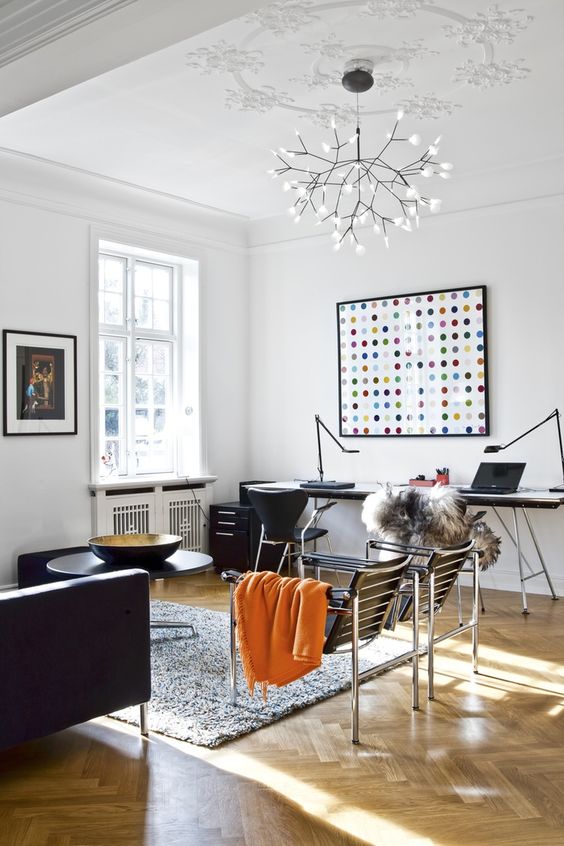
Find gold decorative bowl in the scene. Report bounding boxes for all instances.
[88,533,182,566]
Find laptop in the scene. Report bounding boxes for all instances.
[458,462,526,495]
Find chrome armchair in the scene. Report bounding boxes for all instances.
[222,548,418,744]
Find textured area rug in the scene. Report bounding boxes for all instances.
[111,601,411,748]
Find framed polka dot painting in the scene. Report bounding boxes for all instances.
[337,285,489,437]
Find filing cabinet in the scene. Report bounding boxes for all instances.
[209,501,280,572]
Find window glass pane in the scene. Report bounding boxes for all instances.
[153,377,166,406]
[100,256,125,292]
[104,374,120,405]
[154,409,166,432]
[103,292,123,325]
[153,345,169,375]
[153,267,171,301]
[135,263,152,298]
[135,408,149,435]
[103,339,123,372]
[101,440,120,476]
[105,409,120,437]
[135,296,152,329]
[135,376,149,404]
[153,299,170,331]
[135,343,150,374]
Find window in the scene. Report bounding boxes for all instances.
[95,241,200,480]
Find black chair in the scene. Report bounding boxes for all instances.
[222,548,418,744]
[367,537,478,700]
[247,487,335,574]
[0,569,151,751]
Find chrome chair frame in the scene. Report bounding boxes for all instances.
[367,538,479,700]
[222,551,420,744]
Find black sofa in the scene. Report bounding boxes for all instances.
[0,569,151,752]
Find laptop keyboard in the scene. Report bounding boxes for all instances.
[458,486,516,494]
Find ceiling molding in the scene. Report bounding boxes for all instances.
[0,1,139,68]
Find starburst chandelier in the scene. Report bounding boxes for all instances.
[268,60,453,255]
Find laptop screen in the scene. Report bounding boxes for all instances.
[471,462,526,489]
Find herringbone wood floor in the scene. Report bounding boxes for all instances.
[1,572,563,846]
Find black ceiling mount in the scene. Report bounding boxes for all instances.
[341,59,374,94]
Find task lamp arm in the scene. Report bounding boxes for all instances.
[315,414,359,482]
[484,408,564,492]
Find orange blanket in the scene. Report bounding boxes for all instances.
[234,570,331,700]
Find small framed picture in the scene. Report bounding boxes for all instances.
[3,330,77,436]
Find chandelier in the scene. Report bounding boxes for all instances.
[268,60,453,255]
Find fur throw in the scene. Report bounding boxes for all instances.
[361,485,501,570]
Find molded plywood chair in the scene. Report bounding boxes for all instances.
[247,487,334,574]
[222,548,418,744]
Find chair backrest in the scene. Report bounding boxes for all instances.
[302,551,411,654]
[247,487,309,542]
[425,539,475,612]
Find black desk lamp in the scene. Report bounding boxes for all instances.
[484,408,564,492]
[301,414,359,490]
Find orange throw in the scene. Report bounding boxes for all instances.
[234,570,332,700]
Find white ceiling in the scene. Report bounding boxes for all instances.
[1,0,562,219]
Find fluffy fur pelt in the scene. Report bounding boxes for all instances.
[361,485,501,570]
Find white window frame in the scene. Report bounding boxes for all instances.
[90,230,204,483]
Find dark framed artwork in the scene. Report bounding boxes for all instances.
[3,330,77,435]
[337,285,488,437]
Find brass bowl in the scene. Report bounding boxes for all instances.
[88,533,182,567]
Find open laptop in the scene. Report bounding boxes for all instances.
[458,462,526,495]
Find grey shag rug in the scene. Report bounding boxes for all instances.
[111,601,411,748]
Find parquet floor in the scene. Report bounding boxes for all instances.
[1,572,563,846]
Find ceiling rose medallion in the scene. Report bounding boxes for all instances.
[268,60,452,254]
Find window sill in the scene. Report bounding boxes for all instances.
[89,474,217,493]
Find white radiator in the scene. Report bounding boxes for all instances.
[91,483,208,553]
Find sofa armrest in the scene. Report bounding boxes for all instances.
[0,569,151,751]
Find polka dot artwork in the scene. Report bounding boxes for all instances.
[338,286,488,436]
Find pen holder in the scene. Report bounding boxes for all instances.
[435,473,450,486]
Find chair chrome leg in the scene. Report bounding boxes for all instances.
[139,702,149,736]
[412,571,420,710]
[472,552,480,674]
[276,543,289,575]
[229,583,237,705]
[427,570,435,700]
[455,578,463,627]
[254,527,265,572]
[351,594,360,744]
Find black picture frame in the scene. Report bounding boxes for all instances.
[337,284,489,437]
[3,330,77,436]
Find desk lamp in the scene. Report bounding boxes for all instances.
[301,414,359,490]
[484,408,564,492]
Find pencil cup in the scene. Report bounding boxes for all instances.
[436,473,449,486]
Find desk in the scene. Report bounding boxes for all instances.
[253,482,562,613]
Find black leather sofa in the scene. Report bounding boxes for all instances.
[0,569,151,751]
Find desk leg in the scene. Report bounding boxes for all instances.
[511,507,529,614]
[522,508,559,601]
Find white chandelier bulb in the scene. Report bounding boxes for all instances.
[429,198,442,212]
[440,162,454,171]
[349,134,358,144]
[282,181,291,192]
[333,242,342,252]
[354,162,361,170]
[401,221,412,232]
[386,132,392,139]
[422,166,434,178]
[396,109,405,121]
[384,235,390,249]
[296,187,307,197]
[434,136,442,145]
[409,134,422,146]
[439,171,452,179]
[373,223,381,235]
[415,215,420,228]
[286,151,295,158]
[369,182,376,193]
[322,141,331,153]
[318,204,328,215]
[295,128,301,136]
[288,207,297,216]
[355,244,366,256]
[428,145,439,156]
[267,169,275,175]
[393,216,404,227]
[344,184,353,194]
[360,212,368,224]
[349,233,355,245]
[330,117,336,129]
[294,215,301,224]
[407,207,417,217]
[406,186,417,199]
[332,231,341,241]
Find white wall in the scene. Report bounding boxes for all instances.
[0,153,250,587]
[248,195,564,597]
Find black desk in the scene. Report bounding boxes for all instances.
[259,482,562,613]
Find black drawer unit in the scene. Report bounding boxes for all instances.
[209,501,280,573]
